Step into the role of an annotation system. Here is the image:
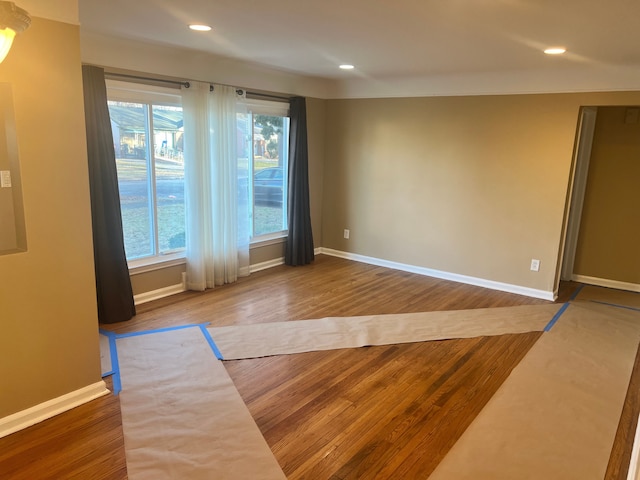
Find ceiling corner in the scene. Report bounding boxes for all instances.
[16,0,79,25]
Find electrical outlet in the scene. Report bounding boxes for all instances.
[343,229,350,239]
[530,259,540,272]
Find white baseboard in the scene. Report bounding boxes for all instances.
[134,248,556,302]
[250,257,285,273]
[0,381,110,439]
[249,248,322,273]
[133,255,294,302]
[134,280,186,305]
[572,274,640,293]
[319,248,556,301]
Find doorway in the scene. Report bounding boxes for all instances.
[559,106,640,293]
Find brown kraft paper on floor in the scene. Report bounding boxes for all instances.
[575,284,640,310]
[208,304,562,360]
[428,301,640,480]
[117,327,286,480]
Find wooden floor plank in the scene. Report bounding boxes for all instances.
[606,342,640,480]
[0,377,126,480]
[2,255,631,479]
[226,331,541,479]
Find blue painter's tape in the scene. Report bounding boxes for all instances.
[115,323,203,339]
[199,324,224,360]
[109,334,122,395]
[590,300,640,313]
[98,329,121,393]
[544,302,571,332]
[569,284,585,301]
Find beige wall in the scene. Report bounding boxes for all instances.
[322,92,640,294]
[131,264,185,296]
[81,33,335,100]
[573,106,640,284]
[0,18,102,417]
[0,84,26,252]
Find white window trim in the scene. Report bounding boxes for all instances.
[106,80,181,105]
[245,98,289,117]
[250,231,288,248]
[245,101,290,241]
[128,253,186,275]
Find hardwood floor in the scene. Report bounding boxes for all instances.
[606,342,640,480]
[225,332,541,479]
[0,255,636,479]
[0,377,126,480]
[105,254,556,335]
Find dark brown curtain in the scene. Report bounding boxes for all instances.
[285,97,314,265]
[82,65,135,323]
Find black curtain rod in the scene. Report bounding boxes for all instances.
[104,71,291,101]
[105,72,190,88]
[245,91,291,101]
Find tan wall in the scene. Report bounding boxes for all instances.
[250,242,285,266]
[573,107,640,284]
[322,92,640,294]
[0,84,26,252]
[131,264,185,296]
[0,19,102,417]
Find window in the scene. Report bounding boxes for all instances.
[106,82,185,264]
[238,100,290,240]
[106,83,288,267]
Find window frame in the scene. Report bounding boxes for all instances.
[106,80,186,270]
[244,99,290,244]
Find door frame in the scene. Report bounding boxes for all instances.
[555,106,597,288]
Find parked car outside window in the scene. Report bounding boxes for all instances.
[254,167,284,207]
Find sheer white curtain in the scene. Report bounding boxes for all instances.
[181,82,250,291]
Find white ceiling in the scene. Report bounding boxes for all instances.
[77,0,640,97]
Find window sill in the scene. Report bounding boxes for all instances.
[250,232,288,249]
[126,235,286,275]
[128,254,186,275]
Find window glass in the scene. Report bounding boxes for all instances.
[107,89,184,262]
[108,101,153,259]
[251,112,290,238]
[107,84,287,263]
[152,105,185,253]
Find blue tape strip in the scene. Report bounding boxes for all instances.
[114,323,203,339]
[199,324,224,360]
[111,348,122,394]
[105,323,223,394]
[569,284,585,301]
[99,329,121,393]
[106,332,122,395]
[590,300,640,312]
[544,302,571,332]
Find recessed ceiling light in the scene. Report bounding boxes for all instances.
[189,24,212,32]
[544,47,566,55]
[339,64,355,70]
